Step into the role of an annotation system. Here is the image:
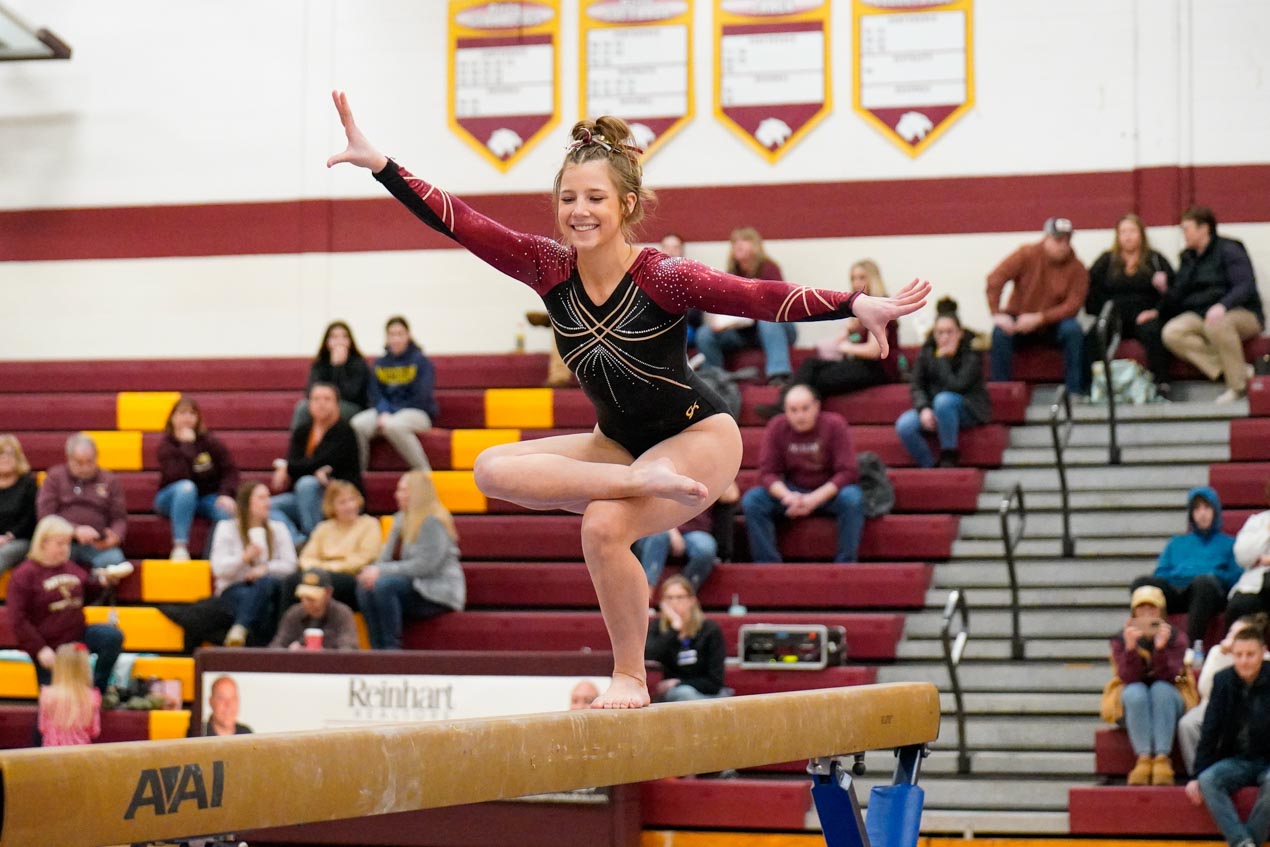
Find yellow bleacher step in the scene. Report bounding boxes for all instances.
[484,388,553,429]
[82,430,143,471]
[450,428,520,470]
[432,471,487,513]
[84,607,184,653]
[0,661,36,700]
[132,656,195,702]
[117,391,183,432]
[149,709,192,739]
[140,559,212,603]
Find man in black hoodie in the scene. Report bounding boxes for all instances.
[1161,206,1263,404]
[1186,626,1270,847]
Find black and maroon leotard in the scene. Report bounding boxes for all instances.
[373,159,862,457]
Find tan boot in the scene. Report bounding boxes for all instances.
[1127,755,1153,785]
[1151,754,1175,786]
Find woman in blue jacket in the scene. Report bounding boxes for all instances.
[1131,486,1241,646]
[350,315,439,472]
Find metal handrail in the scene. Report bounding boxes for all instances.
[1047,386,1076,558]
[1095,300,1124,465]
[940,589,971,774]
[998,483,1027,660]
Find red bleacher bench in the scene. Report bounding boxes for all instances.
[1250,377,1269,417]
[463,562,931,610]
[1230,419,1270,461]
[1005,338,1270,386]
[641,777,810,830]
[402,611,904,660]
[1069,785,1259,836]
[0,704,152,749]
[1094,727,1187,778]
[1210,463,1269,509]
[737,381,1030,426]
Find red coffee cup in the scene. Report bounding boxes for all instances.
[303,628,324,650]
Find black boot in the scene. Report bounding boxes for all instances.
[937,448,960,468]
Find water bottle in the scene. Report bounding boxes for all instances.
[728,593,747,616]
[514,321,526,353]
[1191,640,1204,670]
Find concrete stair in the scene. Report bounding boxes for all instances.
[877,381,1245,834]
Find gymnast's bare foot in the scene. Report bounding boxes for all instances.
[633,457,707,505]
[590,672,651,709]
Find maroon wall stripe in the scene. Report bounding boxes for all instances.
[2,164,1268,263]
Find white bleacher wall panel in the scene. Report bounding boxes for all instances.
[1,0,1267,360]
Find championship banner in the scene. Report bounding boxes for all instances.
[853,0,974,157]
[580,0,693,162]
[714,0,831,164]
[448,1,562,171]
[199,672,611,735]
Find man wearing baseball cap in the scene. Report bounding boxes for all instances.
[986,217,1089,397]
[269,569,360,650]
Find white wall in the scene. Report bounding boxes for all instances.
[2,0,1268,360]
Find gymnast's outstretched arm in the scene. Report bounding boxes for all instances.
[326,90,570,295]
[641,256,930,359]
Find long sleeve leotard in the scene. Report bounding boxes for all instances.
[373,160,862,456]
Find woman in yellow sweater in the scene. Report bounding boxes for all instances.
[284,480,382,609]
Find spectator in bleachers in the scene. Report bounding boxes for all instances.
[1162,205,1264,405]
[1230,479,1270,621]
[0,434,38,573]
[569,679,600,710]
[742,384,864,563]
[270,382,362,543]
[204,675,253,736]
[291,320,371,431]
[1110,585,1189,785]
[270,569,360,650]
[756,260,898,421]
[986,217,1089,398]
[1179,614,1269,777]
[634,481,739,590]
[350,316,438,472]
[154,396,239,562]
[659,233,703,349]
[357,470,464,650]
[895,297,990,468]
[1084,214,1176,397]
[37,643,100,747]
[284,480,381,610]
[8,515,126,692]
[645,575,728,702]
[693,228,797,386]
[36,434,127,571]
[211,481,297,647]
[1186,624,1270,846]
[1132,486,1241,645]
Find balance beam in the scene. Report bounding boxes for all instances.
[0,682,939,847]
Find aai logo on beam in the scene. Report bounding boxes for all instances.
[124,761,226,820]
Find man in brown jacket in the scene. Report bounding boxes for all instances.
[986,217,1090,397]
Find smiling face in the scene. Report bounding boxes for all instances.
[555,160,633,253]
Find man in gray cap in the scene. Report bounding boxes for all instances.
[986,217,1090,397]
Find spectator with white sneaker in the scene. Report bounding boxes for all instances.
[154,396,239,561]
[1161,205,1263,404]
[211,481,297,647]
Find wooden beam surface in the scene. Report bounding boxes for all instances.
[0,682,939,847]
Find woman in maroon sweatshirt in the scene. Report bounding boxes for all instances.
[8,516,126,691]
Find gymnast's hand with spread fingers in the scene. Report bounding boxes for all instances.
[326,90,389,173]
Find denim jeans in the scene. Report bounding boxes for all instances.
[219,576,280,633]
[69,542,125,571]
[1121,679,1184,757]
[990,317,1083,395]
[895,392,973,467]
[356,573,451,650]
[695,322,797,378]
[662,684,729,702]
[270,474,324,542]
[741,483,865,563]
[1197,757,1270,846]
[634,530,717,589]
[34,624,124,693]
[0,538,30,573]
[154,480,231,545]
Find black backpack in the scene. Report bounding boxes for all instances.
[856,451,895,518]
[694,364,743,421]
